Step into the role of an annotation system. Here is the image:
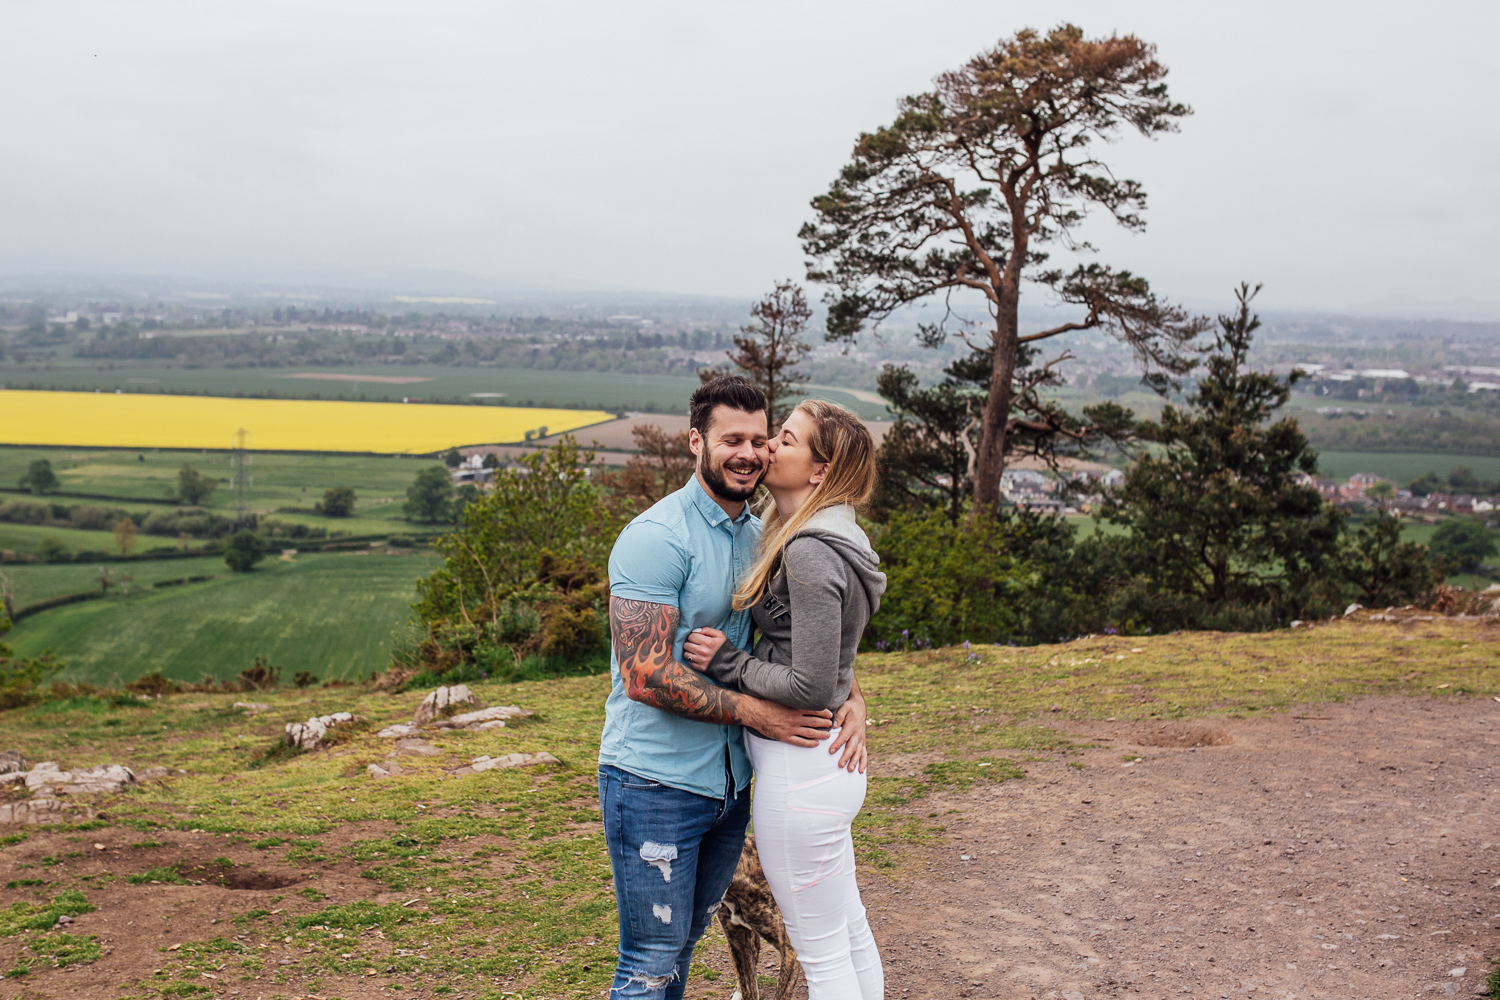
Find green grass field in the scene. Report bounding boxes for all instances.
[1312,450,1500,484]
[0,521,121,559]
[0,364,891,420]
[5,550,440,686]
[1,555,227,609]
[0,445,447,540]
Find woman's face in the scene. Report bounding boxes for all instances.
[763,409,827,495]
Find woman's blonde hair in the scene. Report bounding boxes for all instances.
[732,399,877,610]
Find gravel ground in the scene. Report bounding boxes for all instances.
[855,694,1500,1000]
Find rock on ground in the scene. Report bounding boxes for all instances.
[434,705,532,730]
[283,713,358,751]
[411,684,475,724]
[445,752,560,777]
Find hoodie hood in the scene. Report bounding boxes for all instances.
[793,504,887,614]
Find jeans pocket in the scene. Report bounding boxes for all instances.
[621,779,664,790]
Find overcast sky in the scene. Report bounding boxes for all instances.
[3,1,1497,319]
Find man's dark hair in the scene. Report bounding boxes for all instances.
[689,375,767,435]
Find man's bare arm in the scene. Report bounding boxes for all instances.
[610,597,834,745]
[611,597,742,724]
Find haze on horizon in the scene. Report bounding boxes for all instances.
[2,1,1497,321]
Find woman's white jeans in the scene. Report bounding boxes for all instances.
[746,729,883,1000]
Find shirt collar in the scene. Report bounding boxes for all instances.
[687,474,752,529]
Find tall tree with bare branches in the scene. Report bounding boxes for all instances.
[802,24,1207,508]
[701,280,813,429]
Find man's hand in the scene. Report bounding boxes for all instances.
[829,675,868,773]
[737,698,834,748]
[682,627,727,672]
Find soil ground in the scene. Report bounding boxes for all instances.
[1,695,1496,999]
[830,693,1499,1000]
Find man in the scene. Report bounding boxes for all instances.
[599,375,852,999]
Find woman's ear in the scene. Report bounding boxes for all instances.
[809,462,830,486]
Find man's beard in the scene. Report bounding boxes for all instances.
[699,449,764,503]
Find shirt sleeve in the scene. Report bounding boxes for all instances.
[703,537,846,710]
[608,518,688,605]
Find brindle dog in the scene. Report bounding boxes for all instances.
[717,834,802,1000]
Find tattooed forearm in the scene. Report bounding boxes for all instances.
[610,597,741,724]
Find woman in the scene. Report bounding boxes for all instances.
[683,399,885,1000]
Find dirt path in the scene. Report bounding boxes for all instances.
[850,694,1499,1000]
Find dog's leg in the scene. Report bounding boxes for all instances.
[771,937,802,1000]
[719,908,762,1000]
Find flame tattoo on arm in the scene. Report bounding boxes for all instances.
[610,597,741,724]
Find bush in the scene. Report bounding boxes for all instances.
[867,508,1032,649]
[38,536,70,563]
[1339,510,1439,605]
[68,506,120,531]
[124,672,180,697]
[319,487,356,518]
[0,609,62,711]
[224,531,268,572]
[0,501,48,525]
[404,440,621,678]
[238,655,280,690]
[1429,518,1497,572]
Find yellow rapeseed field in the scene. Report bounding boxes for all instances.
[0,390,613,454]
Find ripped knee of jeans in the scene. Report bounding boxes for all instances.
[638,840,678,882]
[615,966,678,992]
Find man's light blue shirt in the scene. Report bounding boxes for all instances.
[599,475,758,799]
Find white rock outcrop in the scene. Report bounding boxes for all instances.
[434,705,533,730]
[24,762,138,796]
[376,723,420,738]
[411,685,476,724]
[283,712,358,751]
[468,752,560,772]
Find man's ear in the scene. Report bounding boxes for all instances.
[688,428,704,458]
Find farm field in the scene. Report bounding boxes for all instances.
[0,390,612,453]
[0,554,226,609]
[1312,449,1500,484]
[0,446,449,544]
[4,549,440,686]
[0,363,890,420]
[0,521,121,559]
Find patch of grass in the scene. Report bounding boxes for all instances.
[125,866,191,886]
[0,834,26,849]
[4,880,44,889]
[26,931,101,968]
[232,908,271,925]
[0,891,95,936]
[130,840,166,849]
[250,837,286,850]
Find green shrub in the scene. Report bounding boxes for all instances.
[868,508,1032,649]
[223,531,267,572]
[0,610,62,711]
[1430,518,1497,572]
[37,536,70,563]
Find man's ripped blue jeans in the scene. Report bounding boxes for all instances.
[599,764,750,999]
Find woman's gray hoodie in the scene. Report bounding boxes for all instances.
[702,504,886,713]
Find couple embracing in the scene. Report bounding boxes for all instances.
[598,375,886,999]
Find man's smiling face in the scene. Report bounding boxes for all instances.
[690,404,769,504]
